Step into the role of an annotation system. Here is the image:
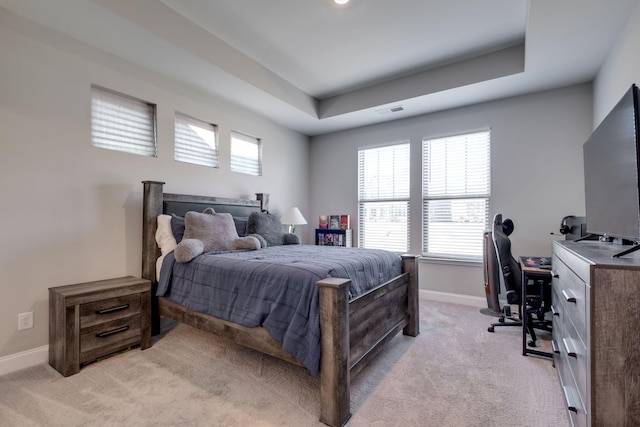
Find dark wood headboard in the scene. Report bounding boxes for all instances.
[141,180,268,284]
[141,181,268,334]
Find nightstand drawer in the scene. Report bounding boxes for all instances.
[80,315,141,364]
[80,294,141,328]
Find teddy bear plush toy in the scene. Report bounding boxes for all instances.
[174,208,260,263]
[246,210,301,247]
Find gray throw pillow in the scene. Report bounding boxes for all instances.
[247,211,285,246]
[233,216,249,237]
[170,214,185,243]
[246,211,301,246]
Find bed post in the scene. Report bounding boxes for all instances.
[142,180,164,335]
[317,278,351,427]
[255,193,269,211]
[401,254,420,337]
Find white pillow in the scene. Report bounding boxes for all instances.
[156,255,165,282]
[156,214,177,255]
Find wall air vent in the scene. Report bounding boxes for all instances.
[376,105,404,115]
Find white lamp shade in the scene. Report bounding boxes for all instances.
[281,207,307,225]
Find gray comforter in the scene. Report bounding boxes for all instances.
[157,244,402,376]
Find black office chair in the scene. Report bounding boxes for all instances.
[481,228,501,316]
[486,214,552,347]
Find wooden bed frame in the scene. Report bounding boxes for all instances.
[141,181,419,427]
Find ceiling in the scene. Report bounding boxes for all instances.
[1,0,638,136]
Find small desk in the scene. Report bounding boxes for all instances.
[519,257,553,359]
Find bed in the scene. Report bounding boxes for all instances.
[141,181,420,427]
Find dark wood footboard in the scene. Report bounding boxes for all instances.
[317,254,419,427]
[351,254,419,373]
[141,181,420,427]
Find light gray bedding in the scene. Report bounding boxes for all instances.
[157,244,402,376]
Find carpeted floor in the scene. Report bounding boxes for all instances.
[0,298,568,426]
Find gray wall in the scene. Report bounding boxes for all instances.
[593,0,640,127]
[5,0,640,361]
[309,84,593,299]
[0,12,310,358]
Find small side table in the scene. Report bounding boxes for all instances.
[49,276,151,376]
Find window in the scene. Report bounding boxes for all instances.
[174,113,219,168]
[230,131,261,176]
[358,143,410,252]
[90,86,156,157]
[422,130,490,262]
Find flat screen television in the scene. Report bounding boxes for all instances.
[583,83,640,257]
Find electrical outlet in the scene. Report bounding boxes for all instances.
[18,312,33,330]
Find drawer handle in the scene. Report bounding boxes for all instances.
[551,339,560,354]
[561,289,577,303]
[96,304,129,315]
[563,338,577,358]
[562,386,578,413]
[551,305,560,316]
[96,325,129,338]
[551,270,559,278]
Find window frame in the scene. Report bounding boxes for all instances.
[357,142,411,253]
[90,85,157,157]
[230,130,262,176]
[421,130,491,263]
[174,112,220,168]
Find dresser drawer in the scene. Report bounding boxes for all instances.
[80,294,141,328]
[553,242,591,283]
[564,385,588,427]
[551,302,563,352]
[552,255,587,347]
[555,349,587,427]
[553,301,588,422]
[80,314,141,364]
[561,318,588,409]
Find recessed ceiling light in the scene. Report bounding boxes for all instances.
[334,0,349,4]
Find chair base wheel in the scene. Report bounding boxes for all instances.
[488,326,495,333]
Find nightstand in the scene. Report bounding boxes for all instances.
[49,276,151,377]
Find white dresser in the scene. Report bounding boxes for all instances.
[552,240,640,426]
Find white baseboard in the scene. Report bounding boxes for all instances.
[420,289,486,308]
[0,345,49,376]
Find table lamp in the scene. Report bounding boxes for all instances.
[281,207,307,234]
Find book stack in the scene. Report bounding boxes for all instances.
[319,214,350,230]
[316,229,353,247]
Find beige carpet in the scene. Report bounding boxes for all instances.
[0,299,568,426]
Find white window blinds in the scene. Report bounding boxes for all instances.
[174,113,219,168]
[422,131,490,261]
[358,143,410,252]
[230,131,261,176]
[90,86,156,157]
